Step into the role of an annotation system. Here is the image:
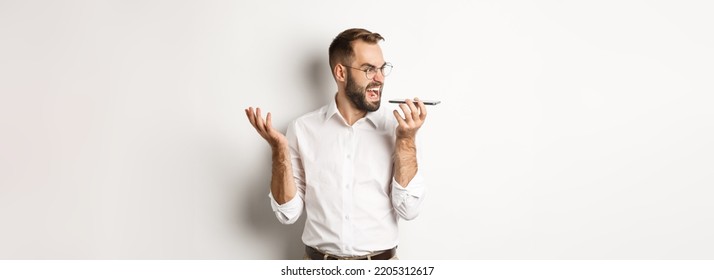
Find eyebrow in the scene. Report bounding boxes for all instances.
[359,62,387,68]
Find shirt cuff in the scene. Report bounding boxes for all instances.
[391,172,425,199]
[268,192,302,221]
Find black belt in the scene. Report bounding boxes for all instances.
[305,246,396,260]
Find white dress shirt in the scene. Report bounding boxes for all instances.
[268,99,426,257]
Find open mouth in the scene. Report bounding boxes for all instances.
[367,86,380,101]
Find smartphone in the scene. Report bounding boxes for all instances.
[389,99,441,106]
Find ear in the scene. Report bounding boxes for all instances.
[334,64,346,82]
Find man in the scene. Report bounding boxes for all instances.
[245,28,428,260]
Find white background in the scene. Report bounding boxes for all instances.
[1,0,712,259]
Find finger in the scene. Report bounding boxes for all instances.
[399,103,413,123]
[246,107,259,129]
[265,112,273,131]
[393,109,407,127]
[415,97,427,121]
[255,108,268,134]
[407,98,420,121]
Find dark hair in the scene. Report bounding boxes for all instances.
[328,28,384,73]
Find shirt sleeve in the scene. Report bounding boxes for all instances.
[267,120,306,224]
[268,191,303,224]
[391,169,426,221]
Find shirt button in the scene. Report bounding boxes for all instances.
[345,215,350,220]
[346,154,351,159]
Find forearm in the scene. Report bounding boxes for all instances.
[271,144,297,204]
[394,137,418,187]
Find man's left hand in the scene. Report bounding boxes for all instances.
[393,97,427,140]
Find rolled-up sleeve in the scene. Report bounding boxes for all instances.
[269,191,303,224]
[391,170,426,221]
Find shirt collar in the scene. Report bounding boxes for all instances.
[324,98,341,122]
[364,109,381,129]
[324,97,381,129]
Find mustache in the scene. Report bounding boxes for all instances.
[366,82,383,89]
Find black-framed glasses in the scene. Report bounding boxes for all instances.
[342,63,393,80]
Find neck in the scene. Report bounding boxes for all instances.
[335,91,367,126]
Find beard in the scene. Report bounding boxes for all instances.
[345,71,382,112]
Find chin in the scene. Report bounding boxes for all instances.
[367,101,381,112]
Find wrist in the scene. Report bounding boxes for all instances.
[396,135,416,144]
[269,138,288,149]
[271,143,289,158]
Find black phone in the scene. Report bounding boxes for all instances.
[389,99,441,106]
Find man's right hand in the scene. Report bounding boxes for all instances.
[245,107,288,149]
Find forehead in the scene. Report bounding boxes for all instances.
[351,40,385,66]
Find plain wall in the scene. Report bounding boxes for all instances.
[1,0,713,259]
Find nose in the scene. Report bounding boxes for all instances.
[372,69,385,83]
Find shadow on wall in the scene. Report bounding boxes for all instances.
[239,53,331,259]
[305,51,334,110]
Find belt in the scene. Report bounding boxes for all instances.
[305,246,396,260]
